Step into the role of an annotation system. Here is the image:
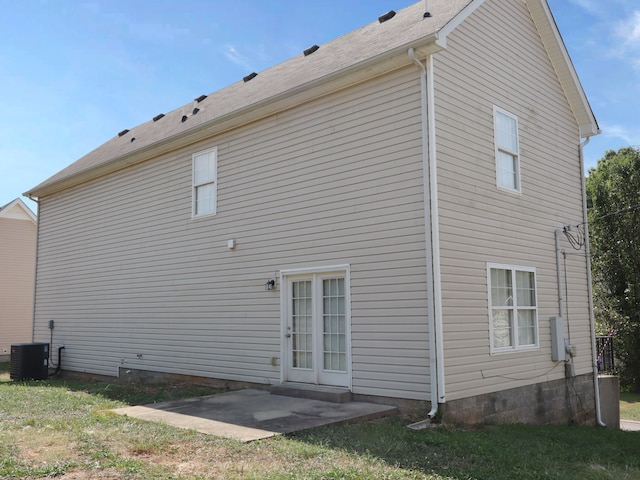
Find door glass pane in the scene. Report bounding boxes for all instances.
[292,281,312,369]
[322,278,346,372]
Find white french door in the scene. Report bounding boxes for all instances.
[281,267,350,388]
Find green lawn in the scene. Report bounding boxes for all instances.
[1,362,639,479]
[620,392,640,421]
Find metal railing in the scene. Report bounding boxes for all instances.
[596,335,616,374]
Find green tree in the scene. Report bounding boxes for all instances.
[586,147,640,392]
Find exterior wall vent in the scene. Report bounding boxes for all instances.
[10,343,49,381]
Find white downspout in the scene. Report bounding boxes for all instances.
[579,137,605,426]
[428,54,446,409]
[409,48,445,417]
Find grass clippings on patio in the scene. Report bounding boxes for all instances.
[1,362,639,480]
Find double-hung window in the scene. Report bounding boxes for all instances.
[192,147,217,217]
[488,264,538,352]
[493,107,520,192]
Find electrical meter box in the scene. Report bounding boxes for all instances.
[550,316,567,362]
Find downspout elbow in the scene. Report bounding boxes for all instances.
[408,48,426,74]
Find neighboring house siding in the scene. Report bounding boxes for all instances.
[0,217,36,354]
[34,66,431,400]
[433,0,591,401]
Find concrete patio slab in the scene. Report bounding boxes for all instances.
[112,389,398,442]
[620,419,640,431]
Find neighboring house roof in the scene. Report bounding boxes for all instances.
[0,198,37,223]
[24,0,598,199]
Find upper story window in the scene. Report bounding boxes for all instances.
[493,107,520,193]
[488,264,538,353]
[192,147,217,217]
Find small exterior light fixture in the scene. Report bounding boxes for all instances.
[265,279,276,291]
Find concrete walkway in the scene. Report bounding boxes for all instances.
[620,419,640,431]
[112,389,398,442]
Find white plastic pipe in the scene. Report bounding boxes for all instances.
[555,228,565,321]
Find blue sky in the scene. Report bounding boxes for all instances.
[1,0,638,211]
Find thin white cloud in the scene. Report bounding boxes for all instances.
[612,10,640,69]
[616,11,640,47]
[602,123,640,145]
[223,46,255,71]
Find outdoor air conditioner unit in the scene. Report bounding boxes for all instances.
[10,343,49,381]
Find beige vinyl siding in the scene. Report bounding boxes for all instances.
[34,66,431,400]
[0,218,36,354]
[433,0,592,400]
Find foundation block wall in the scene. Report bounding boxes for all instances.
[441,373,596,425]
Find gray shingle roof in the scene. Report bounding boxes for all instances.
[25,0,598,199]
[25,0,473,198]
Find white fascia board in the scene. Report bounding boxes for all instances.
[435,0,486,49]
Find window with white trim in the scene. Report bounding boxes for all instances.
[488,264,538,352]
[493,107,520,192]
[192,147,217,217]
